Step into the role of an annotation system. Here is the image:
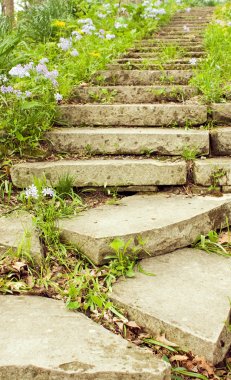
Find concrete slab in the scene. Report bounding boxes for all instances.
[47,128,209,156]
[194,157,231,186]
[111,248,231,364]
[124,51,204,59]
[71,85,197,104]
[59,104,207,127]
[0,211,42,261]
[212,103,231,124]
[94,70,193,85]
[211,127,231,155]
[109,63,193,71]
[0,295,170,379]
[59,193,231,264]
[10,159,187,188]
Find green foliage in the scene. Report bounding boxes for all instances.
[0,0,187,156]
[190,3,231,102]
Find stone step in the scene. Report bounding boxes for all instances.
[10,159,187,188]
[211,127,231,155]
[194,157,231,186]
[115,58,197,64]
[59,193,231,264]
[161,27,206,32]
[212,103,231,125]
[46,128,209,155]
[136,39,203,47]
[111,248,231,364]
[124,51,205,58]
[108,63,193,71]
[71,85,197,103]
[58,104,207,127]
[158,30,204,35]
[130,45,204,52]
[0,211,42,260]
[0,296,170,379]
[93,70,193,85]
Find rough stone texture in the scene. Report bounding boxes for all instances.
[137,39,203,46]
[111,248,231,364]
[47,128,209,156]
[194,158,231,186]
[109,63,193,70]
[212,103,231,124]
[59,104,207,127]
[124,51,204,59]
[222,186,231,193]
[130,45,204,52]
[0,211,42,260]
[0,296,170,380]
[94,70,193,85]
[71,85,197,104]
[10,159,187,188]
[59,193,231,264]
[211,127,231,155]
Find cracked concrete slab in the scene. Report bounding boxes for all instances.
[59,193,231,264]
[0,211,42,260]
[111,248,231,364]
[0,295,170,380]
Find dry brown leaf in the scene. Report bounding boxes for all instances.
[193,355,214,376]
[12,261,27,272]
[126,321,141,329]
[219,232,231,244]
[170,355,188,362]
[156,333,179,347]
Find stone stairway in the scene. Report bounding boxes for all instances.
[6,6,231,374]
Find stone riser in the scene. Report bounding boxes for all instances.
[129,45,204,52]
[10,159,187,188]
[93,70,193,85]
[108,63,193,70]
[124,51,205,58]
[58,104,207,127]
[46,128,209,156]
[71,85,197,104]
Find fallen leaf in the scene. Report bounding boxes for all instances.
[170,355,189,362]
[156,333,179,347]
[219,232,231,244]
[126,321,141,329]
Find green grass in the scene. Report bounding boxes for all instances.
[190,3,231,102]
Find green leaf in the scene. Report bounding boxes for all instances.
[172,367,208,380]
[143,338,179,353]
[109,238,125,252]
[66,301,80,310]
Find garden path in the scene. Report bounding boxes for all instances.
[4,6,231,376]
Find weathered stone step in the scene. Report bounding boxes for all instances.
[11,159,187,188]
[59,193,231,264]
[0,296,170,379]
[211,127,231,155]
[47,128,209,156]
[93,70,193,85]
[71,85,197,103]
[109,63,193,71]
[194,157,231,186]
[115,58,197,64]
[58,104,207,127]
[136,39,203,47]
[158,29,204,34]
[212,103,231,125]
[130,45,204,52]
[124,51,204,59]
[169,21,209,25]
[161,27,205,32]
[111,248,231,364]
